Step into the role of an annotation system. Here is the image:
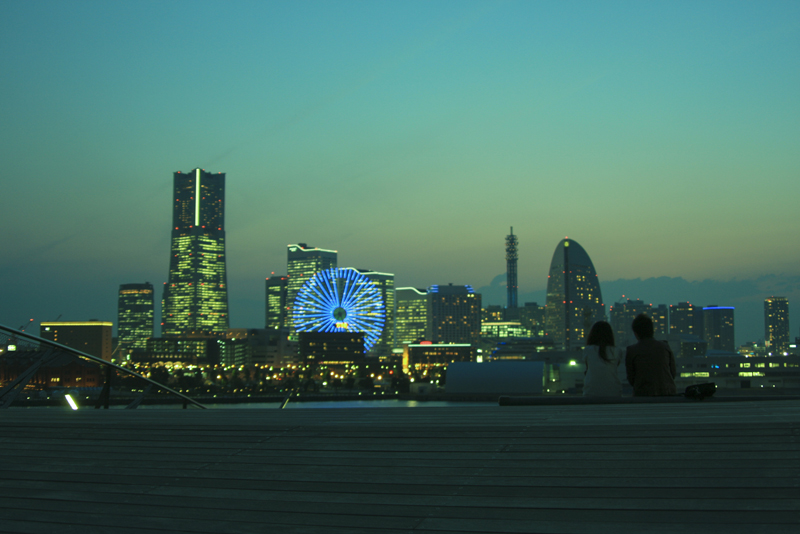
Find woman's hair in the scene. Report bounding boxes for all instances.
[587,321,615,362]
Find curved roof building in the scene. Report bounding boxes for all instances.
[545,238,605,349]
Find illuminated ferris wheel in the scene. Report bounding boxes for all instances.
[292,268,386,352]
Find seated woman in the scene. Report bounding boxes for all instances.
[583,321,622,397]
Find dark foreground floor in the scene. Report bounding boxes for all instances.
[1,400,799,534]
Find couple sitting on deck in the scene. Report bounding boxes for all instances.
[583,314,677,397]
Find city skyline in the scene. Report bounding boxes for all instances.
[2,1,798,346]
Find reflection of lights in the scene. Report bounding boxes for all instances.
[65,394,78,410]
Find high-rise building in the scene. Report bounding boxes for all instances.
[40,321,113,361]
[703,306,735,353]
[359,270,394,357]
[162,169,228,336]
[287,244,337,336]
[651,304,669,337]
[265,275,289,330]
[118,283,154,350]
[669,302,704,339]
[395,287,428,347]
[544,238,605,349]
[765,297,790,355]
[519,302,546,337]
[427,284,481,345]
[609,299,651,347]
[506,227,518,314]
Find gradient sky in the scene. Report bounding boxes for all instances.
[1,1,798,345]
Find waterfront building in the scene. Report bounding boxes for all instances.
[482,305,505,323]
[118,283,154,351]
[765,297,790,355]
[544,238,605,350]
[677,353,800,390]
[265,275,289,330]
[481,322,531,338]
[394,287,428,347]
[703,306,735,353]
[162,169,229,336]
[663,333,708,359]
[427,284,481,345]
[140,336,221,365]
[39,321,113,361]
[518,302,546,337]
[402,343,473,373]
[287,244,337,336]
[358,270,395,358]
[669,302,704,339]
[299,331,365,365]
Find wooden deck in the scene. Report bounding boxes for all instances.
[1,400,799,533]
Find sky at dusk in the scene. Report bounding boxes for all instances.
[1,0,798,346]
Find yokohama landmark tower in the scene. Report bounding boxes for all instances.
[162,169,229,336]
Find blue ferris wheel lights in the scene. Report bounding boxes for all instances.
[293,268,386,351]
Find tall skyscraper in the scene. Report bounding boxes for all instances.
[670,302,704,338]
[427,284,481,345]
[395,287,428,347]
[703,306,735,353]
[359,269,395,357]
[544,238,605,349]
[286,244,337,336]
[162,169,229,336]
[265,275,289,330]
[118,283,154,350]
[609,299,651,347]
[765,297,790,355]
[506,227,518,314]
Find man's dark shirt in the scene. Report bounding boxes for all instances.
[625,337,677,396]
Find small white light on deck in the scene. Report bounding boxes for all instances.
[65,394,78,411]
[569,360,577,366]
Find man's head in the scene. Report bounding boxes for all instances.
[631,313,654,340]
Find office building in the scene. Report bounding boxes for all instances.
[299,331,366,365]
[544,238,605,349]
[162,169,229,336]
[651,304,669,337]
[519,302,546,337]
[482,305,505,323]
[703,306,735,353]
[670,302,704,339]
[395,287,428,347]
[118,283,154,350]
[427,284,481,345]
[40,321,113,361]
[265,275,289,330]
[402,343,473,373]
[481,322,530,338]
[359,270,395,357]
[765,297,790,355]
[609,299,651,347]
[287,244,337,335]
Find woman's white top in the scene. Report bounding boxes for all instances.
[583,344,623,397]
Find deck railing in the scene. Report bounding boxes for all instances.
[0,323,206,409]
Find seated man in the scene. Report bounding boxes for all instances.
[625,314,676,396]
